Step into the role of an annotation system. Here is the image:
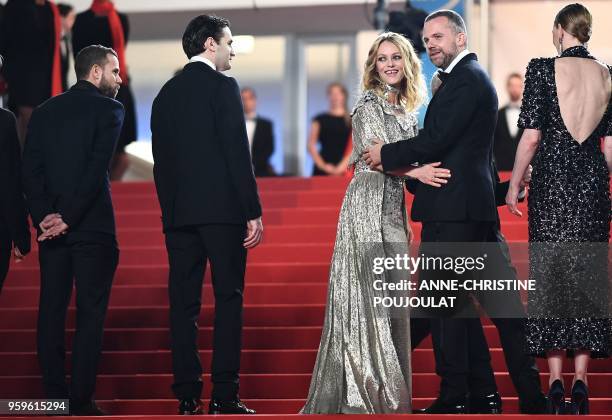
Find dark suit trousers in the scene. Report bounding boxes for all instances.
[412,224,542,405]
[165,224,247,401]
[475,228,542,404]
[419,221,497,403]
[37,234,118,403]
[0,230,11,292]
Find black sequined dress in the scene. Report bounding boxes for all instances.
[518,46,612,358]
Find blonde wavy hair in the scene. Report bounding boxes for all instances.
[362,32,427,113]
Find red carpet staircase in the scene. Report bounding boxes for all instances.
[1,175,611,418]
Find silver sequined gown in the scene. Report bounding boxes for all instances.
[301,90,418,414]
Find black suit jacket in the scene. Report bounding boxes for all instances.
[407,157,524,236]
[151,61,262,231]
[0,108,30,253]
[22,80,124,236]
[493,105,523,171]
[251,117,275,177]
[407,156,514,207]
[381,53,498,222]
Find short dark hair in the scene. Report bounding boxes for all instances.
[327,82,347,98]
[182,14,230,59]
[241,87,256,97]
[57,3,73,17]
[75,45,117,80]
[425,9,467,35]
[507,72,523,82]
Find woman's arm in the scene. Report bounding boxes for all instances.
[307,121,333,174]
[331,151,352,175]
[505,128,541,216]
[406,216,413,244]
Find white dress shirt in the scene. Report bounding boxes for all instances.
[505,102,521,138]
[189,55,216,71]
[245,116,256,153]
[432,49,471,89]
[443,49,471,74]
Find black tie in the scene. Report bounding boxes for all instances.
[437,71,449,81]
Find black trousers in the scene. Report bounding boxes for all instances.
[475,228,542,406]
[0,230,11,292]
[414,223,543,407]
[37,233,118,404]
[165,224,247,401]
[419,221,497,403]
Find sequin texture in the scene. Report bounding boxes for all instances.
[301,90,418,413]
[519,46,612,358]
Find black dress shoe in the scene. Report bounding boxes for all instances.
[519,392,547,414]
[178,399,204,415]
[570,380,589,415]
[469,392,502,414]
[70,400,106,416]
[414,397,468,414]
[208,399,255,414]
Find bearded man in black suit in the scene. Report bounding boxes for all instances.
[22,45,124,416]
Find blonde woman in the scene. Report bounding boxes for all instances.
[301,32,451,414]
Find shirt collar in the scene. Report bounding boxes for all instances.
[190,55,216,71]
[442,49,470,74]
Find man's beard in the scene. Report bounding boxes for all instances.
[99,78,119,98]
[439,46,459,69]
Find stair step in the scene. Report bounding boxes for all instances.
[0,348,610,375]
[1,373,610,399]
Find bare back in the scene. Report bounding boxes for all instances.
[555,57,611,143]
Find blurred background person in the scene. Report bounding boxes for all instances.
[0,54,31,293]
[72,0,137,181]
[493,72,524,171]
[58,3,75,92]
[307,82,351,176]
[0,0,63,148]
[241,87,276,177]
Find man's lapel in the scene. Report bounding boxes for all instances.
[423,53,478,124]
[424,81,446,124]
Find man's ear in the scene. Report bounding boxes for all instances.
[91,64,102,80]
[204,36,216,52]
[456,32,467,48]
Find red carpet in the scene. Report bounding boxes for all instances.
[1,175,610,418]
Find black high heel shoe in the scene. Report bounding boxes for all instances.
[571,380,590,415]
[546,379,565,415]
